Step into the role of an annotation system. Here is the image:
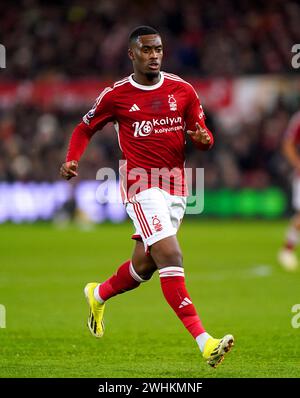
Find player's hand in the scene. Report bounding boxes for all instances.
[187,122,211,144]
[60,160,78,180]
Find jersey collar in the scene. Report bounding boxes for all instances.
[129,72,164,90]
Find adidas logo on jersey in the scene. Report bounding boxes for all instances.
[129,104,140,112]
[179,297,192,308]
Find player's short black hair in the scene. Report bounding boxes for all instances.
[128,26,160,46]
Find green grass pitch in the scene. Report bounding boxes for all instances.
[0,220,299,378]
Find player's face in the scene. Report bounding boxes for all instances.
[129,34,163,78]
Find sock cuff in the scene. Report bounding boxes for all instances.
[195,332,211,352]
[94,284,105,303]
[159,266,184,278]
[286,227,299,245]
[129,262,146,283]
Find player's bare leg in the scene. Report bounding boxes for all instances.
[149,235,234,368]
[131,240,157,280]
[84,241,156,337]
[149,235,183,268]
[279,212,300,271]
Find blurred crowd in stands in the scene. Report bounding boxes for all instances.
[1,0,299,79]
[0,93,298,191]
[0,0,300,191]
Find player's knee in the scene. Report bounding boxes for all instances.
[132,261,157,282]
[137,265,156,281]
[158,248,183,268]
[170,249,183,267]
[149,236,183,268]
[139,270,156,281]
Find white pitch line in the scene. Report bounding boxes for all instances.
[247,265,273,277]
[189,265,273,281]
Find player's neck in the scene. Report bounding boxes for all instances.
[132,71,161,86]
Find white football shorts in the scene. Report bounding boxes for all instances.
[292,176,300,211]
[126,187,187,252]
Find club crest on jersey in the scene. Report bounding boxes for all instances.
[152,215,163,232]
[132,121,153,137]
[168,94,177,111]
[83,105,96,125]
[199,105,205,120]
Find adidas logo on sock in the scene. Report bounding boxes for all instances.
[129,104,140,112]
[179,297,192,308]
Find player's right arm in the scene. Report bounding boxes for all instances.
[282,112,300,171]
[60,87,115,180]
[283,138,300,170]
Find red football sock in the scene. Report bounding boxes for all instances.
[98,260,142,302]
[284,226,299,251]
[159,266,205,338]
[284,242,295,251]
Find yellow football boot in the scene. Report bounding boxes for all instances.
[203,334,234,368]
[84,283,105,338]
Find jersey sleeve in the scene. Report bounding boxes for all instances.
[82,87,115,133]
[184,86,214,150]
[65,122,94,162]
[185,88,202,129]
[65,87,115,162]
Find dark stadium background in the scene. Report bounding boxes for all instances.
[1,0,300,380]
[1,0,299,221]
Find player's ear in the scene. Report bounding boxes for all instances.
[128,48,134,61]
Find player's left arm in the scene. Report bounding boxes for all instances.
[187,120,213,150]
[185,87,214,151]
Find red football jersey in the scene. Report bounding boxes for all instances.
[68,72,213,201]
[285,111,300,144]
